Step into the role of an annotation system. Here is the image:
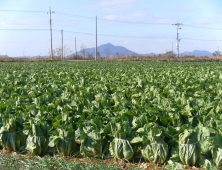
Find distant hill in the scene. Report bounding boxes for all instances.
[143,53,159,56]
[76,43,137,57]
[144,50,213,57]
[15,43,213,58]
[75,43,213,57]
[180,50,213,57]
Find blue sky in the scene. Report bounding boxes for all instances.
[0,0,222,57]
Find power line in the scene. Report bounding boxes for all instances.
[182,38,222,42]
[62,30,175,39]
[0,38,79,44]
[0,10,47,13]
[0,40,50,43]
[1,9,222,30]
[98,18,171,25]
[55,12,222,29]
[62,30,222,41]
[55,12,94,19]
[0,29,50,31]
[184,24,222,31]
[55,12,172,25]
[1,28,222,42]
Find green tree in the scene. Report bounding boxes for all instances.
[165,51,176,57]
[213,50,221,56]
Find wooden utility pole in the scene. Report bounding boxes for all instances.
[95,15,97,61]
[75,37,77,57]
[61,29,63,60]
[48,7,54,60]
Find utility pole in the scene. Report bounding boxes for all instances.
[75,37,77,57]
[61,29,63,60]
[95,15,97,61]
[48,7,54,60]
[172,41,173,57]
[172,22,182,58]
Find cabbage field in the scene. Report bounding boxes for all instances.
[1,61,222,169]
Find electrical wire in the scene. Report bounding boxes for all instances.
[182,38,222,42]
[55,12,171,26]
[0,38,80,44]
[1,28,222,42]
[55,12,94,19]
[55,12,222,29]
[62,30,222,41]
[0,40,50,43]
[1,10,222,30]
[63,30,175,39]
[0,29,50,31]
[183,24,222,31]
[0,10,47,13]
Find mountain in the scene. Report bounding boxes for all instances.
[143,53,159,56]
[77,43,137,57]
[14,43,213,58]
[180,50,213,57]
[76,43,213,57]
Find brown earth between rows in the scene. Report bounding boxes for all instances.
[0,148,205,170]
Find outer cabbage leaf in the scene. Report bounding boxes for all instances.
[49,125,75,156]
[141,123,169,164]
[210,134,222,168]
[195,124,217,158]
[105,121,135,160]
[75,119,108,157]
[178,129,200,166]
[0,117,26,151]
[25,120,50,155]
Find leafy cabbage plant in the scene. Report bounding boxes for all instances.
[23,120,50,155]
[210,134,222,168]
[195,123,217,158]
[141,123,169,164]
[49,124,76,156]
[0,117,26,151]
[178,129,200,166]
[166,125,200,166]
[75,119,108,157]
[104,120,140,160]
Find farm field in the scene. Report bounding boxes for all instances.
[0,61,222,169]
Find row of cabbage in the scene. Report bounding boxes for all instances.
[1,114,222,168]
[1,61,222,169]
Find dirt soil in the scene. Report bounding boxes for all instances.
[0,149,204,170]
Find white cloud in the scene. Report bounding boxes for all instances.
[100,0,134,7]
[105,11,147,20]
[0,22,6,26]
[81,3,97,9]
[155,18,174,24]
[148,16,177,24]
[193,18,219,25]
[81,0,136,12]
[101,0,136,12]
[16,18,47,25]
[182,7,198,11]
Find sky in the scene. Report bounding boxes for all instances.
[0,0,222,57]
